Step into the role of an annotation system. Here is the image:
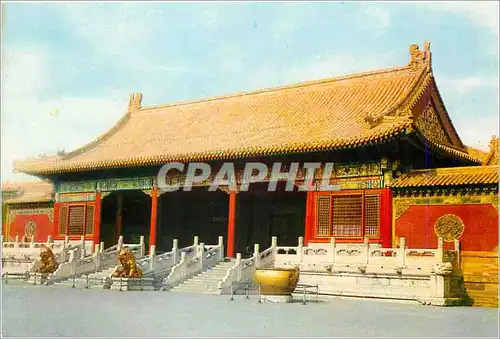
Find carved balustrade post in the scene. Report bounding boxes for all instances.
[14,235,19,249]
[180,251,187,277]
[30,236,35,248]
[80,236,86,259]
[61,239,68,262]
[364,237,370,265]
[139,236,145,259]
[193,236,199,246]
[254,244,260,268]
[69,250,77,279]
[149,245,156,271]
[399,237,406,267]
[330,237,336,264]
[99,242,104,253]
[118,236,124,251]
[218,236,224,261]
[199,243,205,270]
[94,244,101,270]
[454,239,461,267]
[46,235,53,245]
[236,253,242,280]
[172,239,179,264]
[436,237,444,263]
[298,237,304,262]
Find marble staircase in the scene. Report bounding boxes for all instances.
[169,261,235,294]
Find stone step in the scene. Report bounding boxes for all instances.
[171,289,220,295]
[208,265,233,271]
[197,271,228,277]
[204,268,231,274]
[180,281,220,288]
[210,262,235,267]
[190,275,224,281]
[171,286,220,294]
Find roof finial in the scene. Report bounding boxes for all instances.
[408,41,431,70]
[128,92,143,112]
[489,135,498,153]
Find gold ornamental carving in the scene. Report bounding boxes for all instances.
[434,214,465,242]
[394,199,413,220]
[491,196,498,211]
[24,220,37,240]
[415,101,451,146]
[394,193,498,220]
[100,192,112,199]
[217,185,239,194]
[141,190,153,197]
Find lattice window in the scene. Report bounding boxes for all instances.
[364,195,380,237]
[85,205,95,235]
[316,196,332,237]
[59,206,68,235]
[331,195,363,237]
[68,205,85,235]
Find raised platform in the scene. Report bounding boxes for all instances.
[298,270,464,306]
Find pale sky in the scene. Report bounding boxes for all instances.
[1,1,499,182]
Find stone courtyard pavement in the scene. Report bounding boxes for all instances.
[1,284,498,337]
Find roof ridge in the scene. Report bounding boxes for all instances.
[138,65,416,112]
[62,111,132,160]
[406,165,498,174]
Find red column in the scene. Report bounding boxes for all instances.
[304,191,315,245]
[94,192,102,249]
[149,187,158,254]
[116,192,123,238]
[380,188,393,248]
[53,202,61,238]
[227,191,237,258]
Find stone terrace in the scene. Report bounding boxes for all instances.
[2,285,498,337]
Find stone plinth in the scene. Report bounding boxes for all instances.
[261,295,293,303]
[110,277,155,291]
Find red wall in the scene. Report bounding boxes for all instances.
[8,212,53,242]
[396,204,498,252]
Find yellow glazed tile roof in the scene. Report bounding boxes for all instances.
[13,42,481,175]
[391,165,499,188]
[2,181,54,204]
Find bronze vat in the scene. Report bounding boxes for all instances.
[253,267,300,295]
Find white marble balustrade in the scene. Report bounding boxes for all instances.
[218,238,277,292]
[274,237,460,275]
[46,236,145,284]
[162,236,224,290]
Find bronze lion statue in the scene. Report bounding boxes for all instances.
[112,248,143,278]
[38,245,58,274]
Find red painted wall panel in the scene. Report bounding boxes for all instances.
[396,204,498,252]
[8,213,53,242]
